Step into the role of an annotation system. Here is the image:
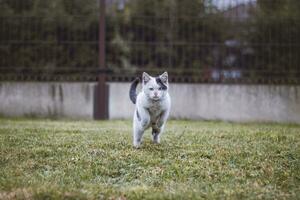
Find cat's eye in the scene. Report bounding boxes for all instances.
[158,87,162,90]
[149,88,154,91]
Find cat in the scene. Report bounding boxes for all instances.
[129,72,171,148]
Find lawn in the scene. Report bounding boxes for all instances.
[0,119,299,200]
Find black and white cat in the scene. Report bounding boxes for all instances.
[129,72,171,148]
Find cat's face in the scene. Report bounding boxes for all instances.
[142,72,168,101]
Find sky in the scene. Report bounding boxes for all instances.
[212,0,256,9]
[114,0,257,11]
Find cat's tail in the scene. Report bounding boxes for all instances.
[129,77,140,104]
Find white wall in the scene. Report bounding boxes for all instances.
[169,84,300,122]
[0,82,300,123]
[109,83,300,123]
[0,82,95,119]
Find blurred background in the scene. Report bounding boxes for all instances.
[0,0,299,122]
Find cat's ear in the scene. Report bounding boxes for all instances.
[143,72,151,84]
[160,71,168,83]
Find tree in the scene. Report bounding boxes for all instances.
[109,0,227,74]
[250,0,300,74]
[0,0,99,73]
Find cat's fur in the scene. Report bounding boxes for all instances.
[129,72,171,148]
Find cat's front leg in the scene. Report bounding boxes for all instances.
[133,124,144,148]
[152,110,169,144]
[133,107,150,148]
[152,125,163,144]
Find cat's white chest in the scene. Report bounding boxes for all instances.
[147,101,166,124]
[148,102,162,115]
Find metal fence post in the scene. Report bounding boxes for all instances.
[94,0,108,119]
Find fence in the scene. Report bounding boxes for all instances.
[0,0,299,84]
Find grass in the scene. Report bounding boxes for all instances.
[0,118,299,200]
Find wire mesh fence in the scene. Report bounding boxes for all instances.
[0,0,299,83]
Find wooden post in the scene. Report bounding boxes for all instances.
[94,0,108,119]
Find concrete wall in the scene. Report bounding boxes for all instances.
[109,83,300,123]
[0,82,95,119]
[0,82,300,123]
[170,84,300,123]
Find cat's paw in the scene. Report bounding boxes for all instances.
[152,134,160,144]
[133,141,141,149]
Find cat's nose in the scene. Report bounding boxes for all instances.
[154,92,158,96]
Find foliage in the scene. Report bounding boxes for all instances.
[113,0,228,71]
[0,0,99,69]
[0,119,299,199]
[249,0,300,72]
[0,0,227,72]
[0,0,299,80]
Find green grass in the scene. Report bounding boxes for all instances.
[0,119,299,200]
